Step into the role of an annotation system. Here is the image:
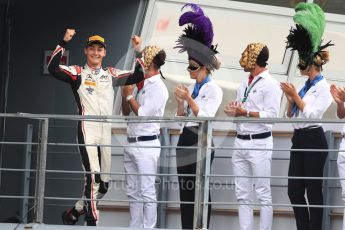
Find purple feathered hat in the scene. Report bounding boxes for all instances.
[175,3,220,71]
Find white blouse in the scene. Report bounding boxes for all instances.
[291,78,332,129]
[177,79,223,128]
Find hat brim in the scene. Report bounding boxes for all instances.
[86,41,106,48]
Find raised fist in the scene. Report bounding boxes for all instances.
[131,35,142,51]
[63,29,76,42]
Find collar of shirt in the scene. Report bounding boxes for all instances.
[246,69,269,86]
[137,74,161,92]
[248,75,254,85]
[136,74,160,95]
[290,74,324,117]
[184,79,221,128]
[85,64,102,69]
[188,79,213,97]
[85,63,103,74]
[144,74,161,84]
[192,75,211,98]
[295,77,326,96]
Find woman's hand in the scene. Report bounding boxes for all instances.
[331,84,345,104]
[175,85,190,101]
[281,82,297,102]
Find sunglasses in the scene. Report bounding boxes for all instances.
[187,64,201,72]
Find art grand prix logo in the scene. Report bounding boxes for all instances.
[99,75,109,82]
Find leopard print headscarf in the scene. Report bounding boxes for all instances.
[143,45,163,68]
[239,43,266,70]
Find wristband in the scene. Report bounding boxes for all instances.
[126,95,134,102]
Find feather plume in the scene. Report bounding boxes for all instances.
[293,2,325,53]
[286,24,313,63]
[175,3,219,71]
[177,3,214,49]
[286,2,334,67]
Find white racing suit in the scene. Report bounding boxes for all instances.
[48,41,144,223]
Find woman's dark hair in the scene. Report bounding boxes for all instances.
[298,49,330,72]
[152,50,166,70]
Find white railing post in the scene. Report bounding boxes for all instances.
[34,118,49,223]
[157,127,170,228]
[20,124,33,223]
[193,120,211,229]
[322,130,334,230]
[202,120,212,229]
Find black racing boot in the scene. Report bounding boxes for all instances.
[85,215,97,226]
[86,220,97,226]
[61,208,80,225]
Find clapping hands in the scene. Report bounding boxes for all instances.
[224,101,246,117]
[175,85,189,104]
[331,84,345,104]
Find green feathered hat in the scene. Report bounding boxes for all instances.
[286,2,333,69]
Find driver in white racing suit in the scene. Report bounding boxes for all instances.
[47,29,144,226]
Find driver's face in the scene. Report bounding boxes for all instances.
[84,44,106,67]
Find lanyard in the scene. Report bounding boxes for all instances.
[242,77,262,103]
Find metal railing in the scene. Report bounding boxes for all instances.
[0,113,345,229]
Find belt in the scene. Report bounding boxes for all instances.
[127,134,159,143]
[236,131,271,140]
[294,125,321,133]
[298,125,320,130]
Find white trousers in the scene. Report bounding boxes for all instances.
[338,139,345,230]
[232,136,273,230]
[124,139,160,228]
[75,121,112,222]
